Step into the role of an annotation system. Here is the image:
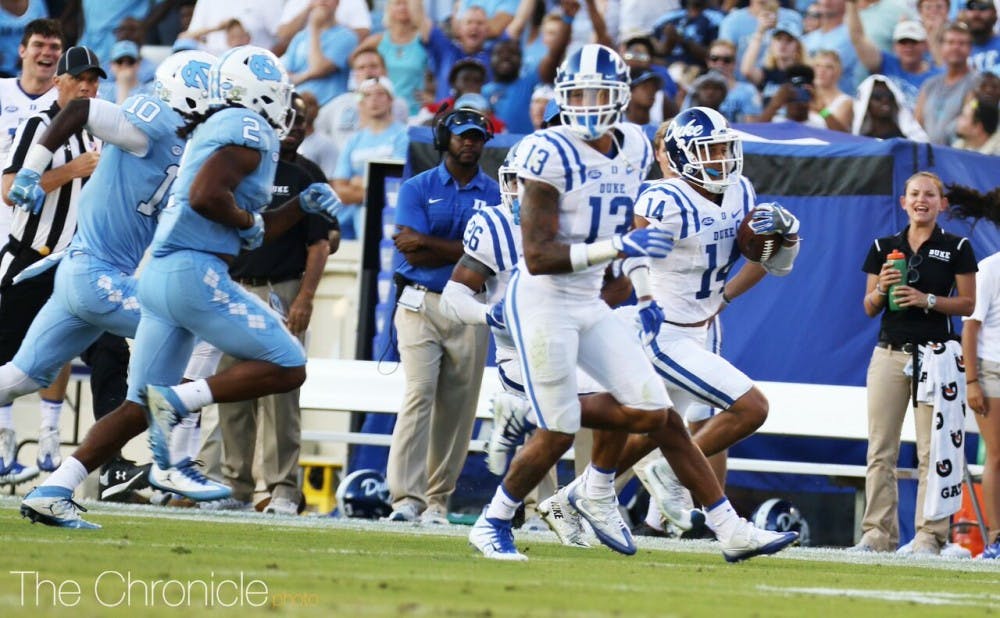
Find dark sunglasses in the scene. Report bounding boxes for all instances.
[806,10,825,18]
[114,57,137,66]
[966,1,995,10]
[907,254,923,284]
[708,55,735,63]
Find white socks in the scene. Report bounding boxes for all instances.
[40,398,62,430]
[485,484,522,521]
[171,412,201,463]
[42,456,88,492]
[0,404,12,430]
[644,501,665,531]
[705,497,740,540]
[584,464,616,500]
[172,379,213,411]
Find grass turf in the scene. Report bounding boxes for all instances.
[1,503,998,617]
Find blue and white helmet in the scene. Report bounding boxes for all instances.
[664,106,743,194]
[751,498,810,546]
[209,45,293,138]
[554,44,631,140]
[335,469,391,519]
[154,50,216,117]
[498,140,522,223]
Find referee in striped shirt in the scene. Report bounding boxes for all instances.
[0,46,101,481]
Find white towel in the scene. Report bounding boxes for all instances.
[913,340,967,520]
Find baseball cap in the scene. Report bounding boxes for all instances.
[691,69,729,90]
[453,92,491,113]
[893,20,927,42]
[965,0,995,10]
[631,70,664,88]
[531,83,554,102]
[444,108,490,137]
[358,76,395,98]
[774,19,803,39]
[56,46,107,78]
[172,38,199,52]
[110,40,139,62]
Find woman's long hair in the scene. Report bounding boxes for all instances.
[947,184,1000,226]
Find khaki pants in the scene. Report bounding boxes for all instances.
[217,279,304,504]
[861,346,949,550]
[387,290,489,514]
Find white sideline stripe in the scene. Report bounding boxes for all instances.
[757,585,1000,607]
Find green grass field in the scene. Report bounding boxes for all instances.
[1,498,998,617]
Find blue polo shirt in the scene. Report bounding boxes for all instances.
[393,162,500,293]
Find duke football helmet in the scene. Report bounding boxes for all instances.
[336,469,391,519]
[664,106,743,194]
[209,45,293,138]
[554,44,631,140]
[498,140,521,223]
[154,50,216,117]
[751,498,810,546]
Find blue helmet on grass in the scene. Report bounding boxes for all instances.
[336,469,391,519]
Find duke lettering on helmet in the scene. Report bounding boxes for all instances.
[336,469,392,518]
[664,107,743,195]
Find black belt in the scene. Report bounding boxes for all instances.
[393,273,434,293]
[877,341,915,354]
[665,317,711,328]
[235,275,297,287]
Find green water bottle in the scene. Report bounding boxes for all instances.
[887,249,907,312]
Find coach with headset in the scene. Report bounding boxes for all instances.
[384,106,499,524]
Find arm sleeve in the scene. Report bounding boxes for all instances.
[87,97,150,156]
[440,279,490,325]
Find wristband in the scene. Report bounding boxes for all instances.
[721,291,732,306]
[875,284,887,296]
[967,379,979,385]
[569,242,590,272]
[819,108,832,119]
[22,144,55,174]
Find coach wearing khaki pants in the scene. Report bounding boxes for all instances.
[857,171,976,554]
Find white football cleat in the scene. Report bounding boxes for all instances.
[486,392,531,476]
[638,457,706,534]
[148,458,232,501]
[0,427,19,473]
[721,518,798,563]
[21,486,100,529]
[538,482,591,548]
[567,480,635,555]
[145,385,190,468]
[469,508,528,561]
[36,425,62,472]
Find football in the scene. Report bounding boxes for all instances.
[737,208,784,263]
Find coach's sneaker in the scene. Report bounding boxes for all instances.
[486,393,531,475]
[721,518,798,563]
[469,508,528,561]
[148,458,231,501]
[567,481,635,555]
[99,456,152,501]
[20,486,100,529]
[384,502,420,523]
[263,496,300,516]
[145,385,190,468]
[36,426,62,472]
[538,483,591,548]
[198,497,253,511]
[639,458,706,534]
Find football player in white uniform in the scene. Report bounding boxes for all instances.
[621,107,802,533]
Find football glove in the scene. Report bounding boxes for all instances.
[749,202,799,236]
[8,169,45,215]
[636,299,664,345]
[300,182,343,223]
[239,212,265,250]
[613,228,674,259]
[485,300,506,330]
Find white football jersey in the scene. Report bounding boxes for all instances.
[634,175,757,324]
[461,203,522,305]
[513,123,653,299]
[0,78,57,161]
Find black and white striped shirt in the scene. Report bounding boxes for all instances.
[0,101,98,286]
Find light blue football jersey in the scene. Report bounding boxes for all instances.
[151,106,278,257]
[69,94,186,273]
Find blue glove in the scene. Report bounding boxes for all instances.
[613,228,674,259]
[7,169,45,215]
[300,182,343,223]
[239,212,265,250]
[485,300,506,330]
[636,299,664,345]
[749,202,799,236]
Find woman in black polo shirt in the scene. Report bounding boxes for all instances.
[857,171,977,554]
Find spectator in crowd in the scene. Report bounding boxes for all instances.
[857,171,976,555]
[276,0,371,56]
[456,0,518,40]
[481,9,569,135]
[97,40,145,104]
[0,45,102,485]
[314,48,408,162]
[977,72,1000,105]
[717,0,802,74]
[963,0,1000,74]
[384,106,496,524]
[801,0,861,94]
[412,57,490,125]
[956,186,1000,560]
[685,69,729,115]
[505,0,557,80]
[224,18,251,48]
[692,39,762,122]
[73,1,148,63]
[359,0,427,116]
[620,33,680,123]
[280,0,359,106]
[810,49,853,131]
[0,0,47,78]
[181,0,277,55]
[332,77,409,239]
[848,13,941,112]
[915,21,979,145]
[952,96,1000,154]
[528,83,554,130]
[451,91,507,132]
[741,18,805,106]
[621,0,680,44]
[216,93,335,516]
[412,0,494,101]
[625,70,665,136]
[563,0,616,56]
[802,3,823,35]
[918,0,951,66]
[758,64,827,127]
[298,92,340,183]
[855,0,918,54]
[653,0,723,69]
[852,74,930,140]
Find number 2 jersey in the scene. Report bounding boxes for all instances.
[634,175,757,324]
[513,123,652,299]
[152,107,278,258]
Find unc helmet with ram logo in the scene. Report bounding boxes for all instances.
[554,44,631,140]
[209,45,294,139]
[335,469,392,519]
[664,106,743,194]
[153,50,216,117]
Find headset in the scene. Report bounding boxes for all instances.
[432,104,494,152]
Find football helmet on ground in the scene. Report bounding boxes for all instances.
[751,498,810,546]
[336,469,392,519]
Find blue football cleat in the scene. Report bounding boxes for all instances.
[145,385,189,468]
[722,519,798,563]
[469,508,528,561]
[21,486,100,529]
[148,458,232,501]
